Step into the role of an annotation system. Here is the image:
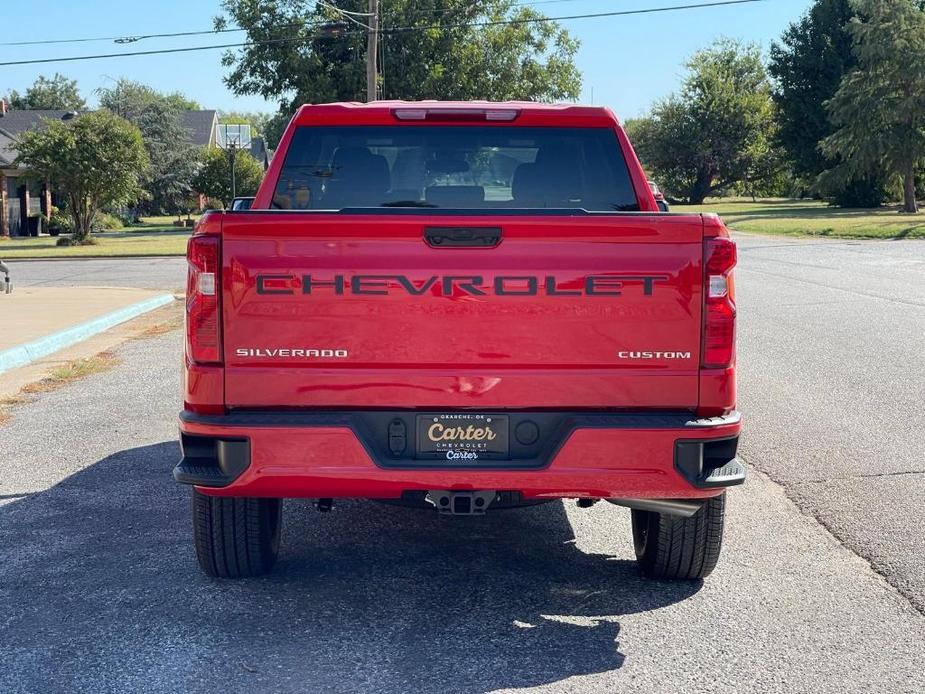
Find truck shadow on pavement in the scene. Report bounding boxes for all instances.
[0,442,701,693]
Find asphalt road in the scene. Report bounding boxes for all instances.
[6,256,186,291]
[734,235,925,612]
[2,236,924,692]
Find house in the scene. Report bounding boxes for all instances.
[1,106,266,235]
[0,104,62,237]
[0,107,220,236]
[181,110,219,148]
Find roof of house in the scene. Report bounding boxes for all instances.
[0,111,73,168]
[181,110,217,147]
[0,110,74,171]
[0,110,72,136]
[0,108,217,167]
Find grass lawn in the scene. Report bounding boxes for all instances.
[0,231,189,258]
[0,216,193,258]
[685,198,925,239]
[126,215,197,232]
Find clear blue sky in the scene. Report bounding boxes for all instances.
[1,0,814,119]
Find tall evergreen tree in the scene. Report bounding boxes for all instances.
[769,0,892,207]
[822,0,925,213]
[769,0,855,178]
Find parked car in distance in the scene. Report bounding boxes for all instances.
[230,196,254,211]
[176,101,742,582]
[648,181,669,212]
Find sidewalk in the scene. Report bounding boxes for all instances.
[0,286,176,377]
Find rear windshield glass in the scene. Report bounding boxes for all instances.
[272,126,639,212]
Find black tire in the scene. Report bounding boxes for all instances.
[631,493,725,580]
[191,490,282,578]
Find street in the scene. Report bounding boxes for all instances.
[2,235,924,692]
[8,256,186,291]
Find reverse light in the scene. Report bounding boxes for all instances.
[198,272,216,296]
[702,237,737,369]
[708,274,728,298]
[186,234,222,364]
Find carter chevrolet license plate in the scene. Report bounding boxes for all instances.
[416,414,510,460]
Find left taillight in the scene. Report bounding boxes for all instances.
[702,236,737,369]
[186,233,222,364]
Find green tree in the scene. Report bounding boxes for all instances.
[193,147,264,207]
[822,0,925,213]
[630,39,779,204]
[216,0,580,125]
[769,0,892,207]
[97,79,199,118]
[97,79,201,214]
[218,110,274,136]
[6,73,86,110]
[13,111,149,243]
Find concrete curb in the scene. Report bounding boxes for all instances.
[0,293,176,375]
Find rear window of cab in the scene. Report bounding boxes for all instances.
[272,126,639,212]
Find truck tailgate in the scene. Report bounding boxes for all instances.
[221,213,703,409]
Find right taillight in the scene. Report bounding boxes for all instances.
[186,233,222,364]
[702,236,737,368]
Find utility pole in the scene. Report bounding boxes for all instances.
[227,140,238,201]
[366,0,379,101]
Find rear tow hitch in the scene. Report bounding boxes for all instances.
[425,491,498,515]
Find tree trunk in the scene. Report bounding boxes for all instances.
[688,169,714,205]
[902,169,919,213]
[69,194,93,242]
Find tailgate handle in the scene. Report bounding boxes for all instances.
[424,226,502,248]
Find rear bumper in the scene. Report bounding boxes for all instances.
[176,410,744,499]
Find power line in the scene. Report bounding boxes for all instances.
[0,1,616,46]
[0,15,339,47]
[0,0,766,67]
[383,0,766,34]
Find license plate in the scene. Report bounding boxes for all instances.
[416,414,510,460]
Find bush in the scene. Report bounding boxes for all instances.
[49,206,72,235]
[113,210,137,226]
[92,212,124,231]
[816,170,899,208]
[202,197,225,211]
[56,236,98,247]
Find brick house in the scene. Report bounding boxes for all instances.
[0,105,62,237]
[0,107,223,236]
[0,107,271,234]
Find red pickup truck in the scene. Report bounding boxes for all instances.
[176,101,743,581]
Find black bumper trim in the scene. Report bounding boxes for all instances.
[674,435,746,488]
[179,409,740,430]
[174,433,250,487]
[176,409,741,483]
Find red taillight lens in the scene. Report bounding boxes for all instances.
[702,237,736,368]
[186,234,222,364]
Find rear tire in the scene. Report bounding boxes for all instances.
[631,493,725,580]
[191,490,282,578]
